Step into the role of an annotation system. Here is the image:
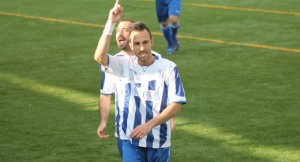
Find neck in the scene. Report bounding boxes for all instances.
[138,54,155,66]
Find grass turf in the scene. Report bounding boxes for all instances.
[1,0,300,161]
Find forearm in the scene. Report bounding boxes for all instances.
[148,103,181,128]
[99,95,112,125]
[94,22,115,66]
[130,103,181,139]
[94,1,122,66]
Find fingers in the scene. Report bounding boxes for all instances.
[114,5,123,14]
[111,0,123,15]
[97,127,109,139]
[98,131,109,139]
[130,131,144,140]
[130,129,138,139]
[130,127,146,140]
[100,134,109,139]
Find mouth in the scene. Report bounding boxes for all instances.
[118,36,126,43]
[139,51,147,57]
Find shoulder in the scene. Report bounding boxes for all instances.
[157,57,176,67]
[115,51,125,57]
[108,52,131,62]
[151,50,162,58]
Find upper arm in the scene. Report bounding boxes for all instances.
[100,72,116,95]
[167,65,187,104]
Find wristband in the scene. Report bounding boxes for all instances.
[103,21,116,35]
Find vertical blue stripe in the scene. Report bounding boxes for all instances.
[159,82,168,147]
[115,92,120,138]
[174,67,185,97]
[159,122,167,147]
[132,96,141,146]
[148,80,156,90]
[146,100,154,148]
[135,83,141,88]
[132,138,139,146]
[133,96,141,128]
[122,83,131,136]
[100,72,106,90]
[160,82,168,113]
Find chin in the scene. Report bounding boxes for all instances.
[121,46,129,51]
[119,45,125,49]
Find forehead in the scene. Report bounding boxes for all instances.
[130,30,150,42]
[117,21,132,29]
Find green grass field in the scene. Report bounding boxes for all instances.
[1,0,300,161]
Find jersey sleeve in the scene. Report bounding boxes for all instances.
[106,54,130,77]
[167,65,187,104]
[100,72,115,95]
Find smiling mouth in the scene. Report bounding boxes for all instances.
[139,52,147,56]
[118,36,126,42]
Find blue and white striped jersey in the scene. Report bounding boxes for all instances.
[100,51,164,142]
[100,51,161,95]
[103,52,186,148]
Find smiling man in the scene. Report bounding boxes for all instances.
[96,18,134,157]
[94,0,186,161]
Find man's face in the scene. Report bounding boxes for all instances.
[129,30,153,64]
[116,21,132,51]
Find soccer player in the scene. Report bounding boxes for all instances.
[156,0,181,55]
[97,37,167,157]
[96,18,135,157]
[94,0,186,161]
[95,1,175,158]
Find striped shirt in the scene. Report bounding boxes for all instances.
[103,52,186,148]
[100,51,161,95]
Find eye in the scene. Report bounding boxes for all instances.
[124,28,130,32]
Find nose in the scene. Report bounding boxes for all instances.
[119,29,124,35]
[116,32,122,38]
[140,45,145,51]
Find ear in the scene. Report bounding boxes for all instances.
[129,41,134,50]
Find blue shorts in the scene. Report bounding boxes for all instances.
[122,140,170,162]
[156,0,182,23]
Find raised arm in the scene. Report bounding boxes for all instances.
[94,0,123,66]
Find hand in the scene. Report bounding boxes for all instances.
[97,123,109,139]
[108,0,123,23]
[130,123,152,140]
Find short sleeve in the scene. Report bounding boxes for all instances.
[167,65,186,104]
[100,72,115,95]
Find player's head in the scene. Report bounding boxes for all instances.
[116,19,134,52]
[129,21,152,40]
[129,21,154,65]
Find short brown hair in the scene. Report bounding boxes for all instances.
[129,21,152,40]
[119,19,135,23]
